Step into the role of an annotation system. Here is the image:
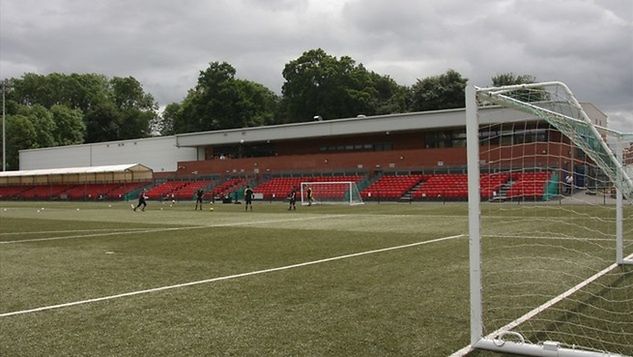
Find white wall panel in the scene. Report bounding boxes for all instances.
[20,145,91,170]
[20,136,196,172]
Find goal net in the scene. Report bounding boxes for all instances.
[300,181,364,206]
[463,82,633,357]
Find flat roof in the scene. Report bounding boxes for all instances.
[0,163,152,177]
[18,103,606,154]
[174,106,534,147]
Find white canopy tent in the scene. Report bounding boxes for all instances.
[0,163,153,185]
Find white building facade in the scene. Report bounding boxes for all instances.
[20,136,197,173]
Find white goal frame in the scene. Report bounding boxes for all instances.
[300,181,364,206]
[462,82,632,357]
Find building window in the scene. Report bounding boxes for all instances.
[425,130,466,148]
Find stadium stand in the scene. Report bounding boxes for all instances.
[254,175,363,200]
[20,185,74,200]
[0,185,33,199]
[63,183,125,200]
[0,172,554,202]
[412,173,469,200]
[505,171,552,200]
[107,182,149,200]
[144,181,190,200]
[480,173,511,199]
[172,180,215,200]
[361,174,427,200]
[207,177,247,199]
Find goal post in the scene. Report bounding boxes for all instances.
[300,181,364,206]
[462,81,633,357]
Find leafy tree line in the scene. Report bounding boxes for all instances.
[2,74,157,169]
[1,48,537,169]
[156,49,538,135]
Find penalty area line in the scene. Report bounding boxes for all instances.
[0,233,465,317]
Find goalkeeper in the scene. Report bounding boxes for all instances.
[306,186,314,206]
[194,189,204,210]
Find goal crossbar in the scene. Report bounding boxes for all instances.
[477,81,633,198]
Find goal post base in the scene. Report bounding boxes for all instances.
[474,338,625,357]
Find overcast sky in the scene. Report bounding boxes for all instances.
[1,0,631,131]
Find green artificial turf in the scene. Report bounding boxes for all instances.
[0,201,630,356]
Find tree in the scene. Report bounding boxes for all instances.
[281,49,364,121]
[176,62,278,133]
[233,79,277,127]
[5,115,37,170]
[110,76,157,139]
[490,73,545,102]
[17,104,56,149]
[84,101,120,143]
[153,103,181,136]
[281,49,334,121]
[50,104,85,146]
[111,76,155,111]
[409,69,468,112]
[118,110,155,140]
[491,73,537,87]
[9,73,110,114]
[8,72,158,143]
[368,72,408,114]
[280,49,407,122]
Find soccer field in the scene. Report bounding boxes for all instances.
[0,201,630,356]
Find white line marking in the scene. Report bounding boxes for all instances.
[0,234,465,317]
[0,215,342,244]
[485,234,615,242]
[0,227,197,244]
[0,228,150,236]
[449,252,633,357]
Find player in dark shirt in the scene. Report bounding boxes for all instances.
[244,185,254,211]
[133,189,147,212]
[288,187,297,211]
[195,189,204,210]
[306,186,313,206]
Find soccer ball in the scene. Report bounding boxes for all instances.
[76,208,80,211]
[209,207,214,211]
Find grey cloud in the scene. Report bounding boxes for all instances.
[1,0,631,131]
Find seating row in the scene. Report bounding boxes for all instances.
[0,172,554,201]
[254,176,362,200]
[506,172,551,199]
[0,182,149,200]
[362,175,427,199]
